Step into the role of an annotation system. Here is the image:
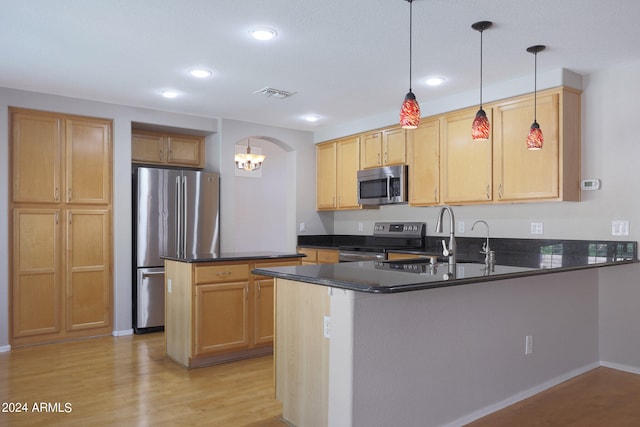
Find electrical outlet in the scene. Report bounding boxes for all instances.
[358,222,363,232]
[299,222,305,232]
[530,222,544,235]
[612,220,629,236]
[167,279,172,294]
[525,335,533,355]
[457,221,465,233]
[323,316,330,338]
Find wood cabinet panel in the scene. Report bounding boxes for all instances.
[383,127,407,165]
[12,208,61,337]
[9,108,113,347]
[317,249,339,264]
[132,130,204,168]
[361,132,383,169]
[11,111,62,203]
[336,136,360,209]
[195,263,249,284]
[408,118,440,205]
[317,142,337,209]
[442,107,493,203]
[66,209,111,331]
[254,278,275,345]
[66,119,111,204]
[195,282,250,356]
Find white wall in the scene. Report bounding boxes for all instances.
[321,61,640,371]
[0,89,316,347]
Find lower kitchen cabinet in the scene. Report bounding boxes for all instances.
[297,247,340,264]
[165,256,301,368]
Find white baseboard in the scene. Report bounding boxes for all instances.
[443,362,600,427]
[600,360,640,375]
[112,329,134,337]
[0,344,11,353]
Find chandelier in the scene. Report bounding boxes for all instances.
[235,139,266,171]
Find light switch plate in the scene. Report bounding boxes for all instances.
[530,222,544,235]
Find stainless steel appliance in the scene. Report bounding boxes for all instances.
[338,221,425,262]
[357,165,408,205]
[133,166,220,333]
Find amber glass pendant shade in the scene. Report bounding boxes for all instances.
[472,108,490,140]
[526,121,544,150]
[400,91,420,129]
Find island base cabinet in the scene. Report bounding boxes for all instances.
[275,278,330,427]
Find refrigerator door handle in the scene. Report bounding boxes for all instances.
[175,176,182,258]
[142,271,165,278]
[182,176,188,257]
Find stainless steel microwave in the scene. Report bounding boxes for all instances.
[357,165,408,205]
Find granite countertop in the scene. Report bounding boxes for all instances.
[255,236,638,293]
[162,251,304,263]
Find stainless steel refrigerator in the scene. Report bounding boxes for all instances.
[133,166,220,333]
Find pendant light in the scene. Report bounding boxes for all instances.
[471,21,492,141]
[399,0,420,129]
[526,45,546,150]
[235,139,266,171]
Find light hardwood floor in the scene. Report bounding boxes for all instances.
[2,333,639,426]
[0,333,283,426]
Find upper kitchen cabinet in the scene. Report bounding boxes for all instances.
[361,127,406,169]
[11,111,63,204]
[316,136,361,211]
[493,87,581,202]
[132,130,205,168]
[442,107,493,204]
[66,118,111,204]
[408,118,440,206]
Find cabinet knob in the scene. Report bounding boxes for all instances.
[486,185,490,200]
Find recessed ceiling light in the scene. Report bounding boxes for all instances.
[161,90,178,99]
[189,68,213,78]
[250,27,278,41]
[425,76,446,86]
[304,115,319,123]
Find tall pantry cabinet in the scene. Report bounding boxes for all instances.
[10,108,113,347]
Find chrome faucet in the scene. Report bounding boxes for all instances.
[471,220,495,268]
[436,206,456,267]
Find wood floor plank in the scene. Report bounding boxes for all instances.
[2,334,639,426]
[0,333,286,426]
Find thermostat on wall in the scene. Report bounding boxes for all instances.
[581,179,601,191]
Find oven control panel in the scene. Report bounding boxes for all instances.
[373,222,425,237]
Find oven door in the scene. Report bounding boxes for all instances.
[338,248,386,262]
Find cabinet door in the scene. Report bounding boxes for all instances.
[383,127,406,165]
[493,93,560,201]
[132,132,165,164]
[66,209,111,331]
[361,132,382,169]
[66,118,112,204]
[442,107,493,203]
[316,142,337,210]
[254,278,274,346]
[167,135,204,168]
[12,208,62,338]
[11,111,62,203]
[194,282,250,355]
[337,136,361,209]
[409,119,440,205]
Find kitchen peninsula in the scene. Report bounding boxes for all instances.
[163,251,302,368]
[254,240,636,427]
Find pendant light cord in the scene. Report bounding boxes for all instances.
[533,51,538,122]
[479,29,483,108]
[408,0,413,93]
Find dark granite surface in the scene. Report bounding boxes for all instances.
[253,235,639,293]
[162,251,304,263]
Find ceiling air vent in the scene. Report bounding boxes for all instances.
[253,86,296,99]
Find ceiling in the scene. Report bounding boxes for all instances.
[2,0,640,132]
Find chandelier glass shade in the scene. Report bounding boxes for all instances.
[235,139,265,171]
[399,0,420,129]
[471,21,492,141]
